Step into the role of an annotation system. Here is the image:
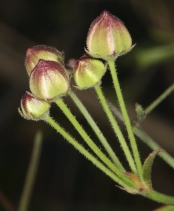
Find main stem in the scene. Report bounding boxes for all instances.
[44,115,133,189]
[108,59,142,179]
[68,90,124,171]
[55,98,134,186]
[94,85,137,174]
[143,189,174,205]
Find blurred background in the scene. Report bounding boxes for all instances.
[0,0,174,210]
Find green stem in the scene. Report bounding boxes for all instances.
[94,85,137,174]
[55,98,134,186]
[46,115,174,205]
[145,83,174,115]
[44,115,133,189]
[143,189,174,205]
[18,131,42,211]
[133,127,174,169]
[108,100,174,169]
[68,90,124,171]
[108,59,142,178]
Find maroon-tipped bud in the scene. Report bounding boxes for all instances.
[18,91,50,121]
[74,57,107,90]
[86,10,133,60]
[25,45,64,76]
[30,60,70,101]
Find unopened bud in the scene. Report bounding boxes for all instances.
[86,10,133,60]
[18,91,50,121]
[74,57,107,89]
[30,60,70,101]
[25,45,64,75]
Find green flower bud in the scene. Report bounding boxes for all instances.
[74,57,107,90]
[25,45,64,76]
[18,91,50,121]
[30,60,70,101]
[86,10,133,60]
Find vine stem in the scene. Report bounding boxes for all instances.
[133,127,174,169]
[54,97,134,187]
[107,99,174,170]
[145,83,174,115]
[143,189,174,205]
[94,85,137,174]
[108,59,142,179]
[68,90,124,170]
[44,115,134,189]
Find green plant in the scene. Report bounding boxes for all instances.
[18,10,174,209]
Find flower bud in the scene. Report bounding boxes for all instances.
[74,57,107,89]
[86,10,133,60]
[25,45,64,76]
[30,59,70,101]
[18,91,50,121]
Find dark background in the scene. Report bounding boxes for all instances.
[0,0,174,210]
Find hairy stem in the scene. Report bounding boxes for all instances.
[108,59,142,179]
[133,127,174,169]
[143,189,174,205]
[145,83,174,115]
[55,98,134,186]
[108,100,174,169]
[94,85,137,174]
[68,90,124,170]
[44,115,134,189]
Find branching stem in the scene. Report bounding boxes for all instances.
[44,115,134,189]
[55,98,134,186]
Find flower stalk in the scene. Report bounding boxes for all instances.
[44,115,134,189]
[54,97,134,186]
[68,90,125,170]
[94,85,137,174]
[108,59,142,179]
[107,97,174,170]
[143,190,174,205]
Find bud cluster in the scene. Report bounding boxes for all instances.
[19,45,70,120]
[74,10,133,89]
[19,11,133,120]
